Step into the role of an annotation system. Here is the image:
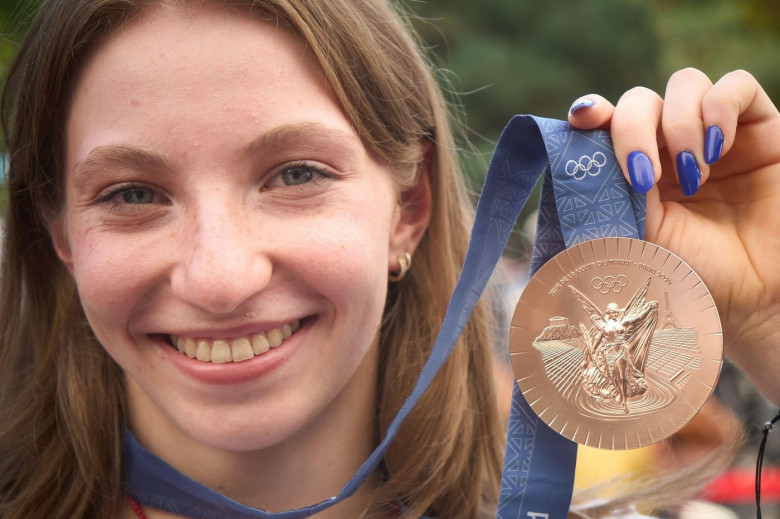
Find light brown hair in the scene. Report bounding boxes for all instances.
[0,1,504,518]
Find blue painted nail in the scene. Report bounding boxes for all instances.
[704,125,723,164]
[569,98,595,116]
[627,151,654,194]
[676,151,701,197]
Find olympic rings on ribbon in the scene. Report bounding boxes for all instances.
[565,151,607,181]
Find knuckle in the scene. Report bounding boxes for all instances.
[661,116,690,136]
[721,68,756,84]
[616,86,660,106]
[611,117,648,140]
[667,68,712,93]
[669,67,708,83]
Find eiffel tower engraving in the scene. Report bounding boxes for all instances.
[661,290,680,329]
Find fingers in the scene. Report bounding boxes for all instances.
[701,69,778,160]
[569,68,779,197]
[658,69,779,193]
[611,87,664,194]
[661,68,713,196]
[567,94,614,129]
[568,89,665,194]
[610,72,711,196]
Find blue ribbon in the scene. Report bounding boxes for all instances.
[124,116,645,519]
[496,117,644,519]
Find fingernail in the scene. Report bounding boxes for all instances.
[627,151,654,194]
[676,151,701,197]
[704,125,723,164]
[569,98,595,116]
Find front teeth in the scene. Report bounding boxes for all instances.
[231,338,253,362]
[172,319,301,363]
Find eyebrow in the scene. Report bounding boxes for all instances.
[72,145,172,182]
[240,122,362,158]
[70,122,362,182]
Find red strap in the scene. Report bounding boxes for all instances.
[126,496,148,519]
[123,495,404,518]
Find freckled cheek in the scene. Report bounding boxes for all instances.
[69,233,156,331]
[298,214,392,324]
[322,249,385,307]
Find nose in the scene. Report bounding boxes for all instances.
[170,201,272,315]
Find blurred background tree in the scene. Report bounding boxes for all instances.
[0,0,37,79]
[404,0,780,164]
[409,0,660,145]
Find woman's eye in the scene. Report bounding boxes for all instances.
[266,162,336,190]
[94,184,162,208]
[280,166,315,186]
[119,186,156,204]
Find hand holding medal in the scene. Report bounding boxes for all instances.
[569,69,780,407]
[501,69,780,516]
[509,68,780,453]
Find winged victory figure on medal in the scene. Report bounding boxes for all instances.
[569,278,659,414]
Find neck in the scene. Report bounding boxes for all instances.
[125,346,380,518]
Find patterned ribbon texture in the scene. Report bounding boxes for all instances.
[496,118,644,519]
[124,116,644,519]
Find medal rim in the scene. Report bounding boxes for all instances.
[509,237,723,450]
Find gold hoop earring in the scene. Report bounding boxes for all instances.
[389,252,412,282]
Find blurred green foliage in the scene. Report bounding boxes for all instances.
[408,0,660,144]
[0,0,37,81]
[404,0,780,148]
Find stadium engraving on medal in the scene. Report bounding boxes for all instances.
[510,237,722,450]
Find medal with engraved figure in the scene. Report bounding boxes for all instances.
[510,237,722,450]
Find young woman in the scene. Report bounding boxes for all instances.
[0,1,777,518]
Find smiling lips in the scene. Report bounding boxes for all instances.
[170,319,302,363]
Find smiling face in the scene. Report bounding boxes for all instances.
[52,6,425,466]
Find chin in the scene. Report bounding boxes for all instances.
[183,413,314,454]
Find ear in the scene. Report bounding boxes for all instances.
[46,214,75,274]
[388,140,433,269]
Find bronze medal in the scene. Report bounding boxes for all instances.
[510,237,722,450]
